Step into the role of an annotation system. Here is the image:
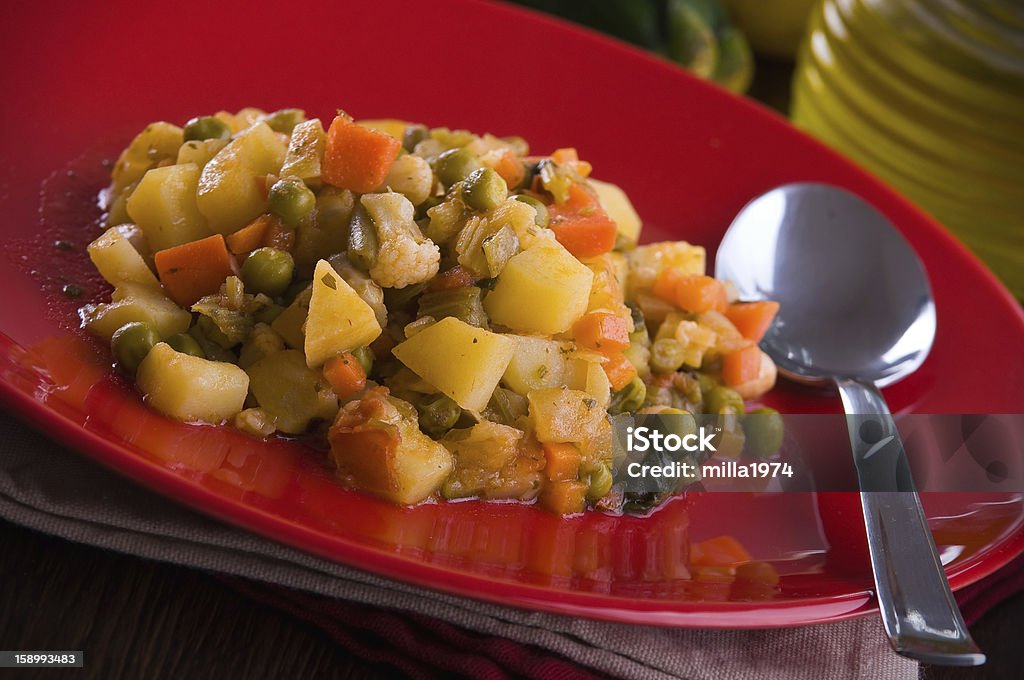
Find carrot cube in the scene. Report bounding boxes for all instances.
[154,234,236,307]
[673,275,728,313]
[722,343,761,387]
[543,442,582,482]
[322,115,401,193]
[724,301,779,343]
[572,312,630,353]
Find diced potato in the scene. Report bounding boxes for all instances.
[502,335,569,396]
[387,417,455,504]
[80,284,191,341]
[441,421,526,499]
[126,163,211,251]
[483,239,594,335]
[329,391,453,504]
[270,286,311,350]
[527,387,607,443]
[356,118,411,140]
[176,138,229,167]
[443,421,522,471]
[304,260,382,367]
[136,342,249,423]
[111,122,184,196]
[627,241,706,299]
[588,178,642,244]
[246,349,338,433]
[566,357,612,409]
[392,317,516,412]
[87,227,160,291]
[280,118,326,186]
[196,122,287,234]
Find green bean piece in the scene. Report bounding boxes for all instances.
[743,407,784,457]
[650,338,686,374]
[253,302,284,325]
[538,159,571,204]
[347,203,379,272]
[241,248,295,298]
[626,301,646,336]
[402,124,429,152]
[705,385,745,416]
[165,332,206,359]
[383,282,427,310]
[111,321,160,374]
[697,372,717,399]
[195,315,235,349]
[609,376,647,414]
[417,287,489,329]
[264,108,305,134]
[435,147,482,188]
[586,464,614,502]
[414,194,445,221]
[418,393,461,438]
[461,167,508,212]
[183,116,231,142]
[351,346,374,376]
[488,387,527,426]
[268,177,316,228]
[512,194,549,228]
[481,227,519,277]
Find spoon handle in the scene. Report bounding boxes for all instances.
[835,378,984,667]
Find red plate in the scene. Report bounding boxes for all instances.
[1,0,1022,628]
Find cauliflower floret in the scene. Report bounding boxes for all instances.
[376,153,433,207]
[627,241,706,299]
[361,192,441,289]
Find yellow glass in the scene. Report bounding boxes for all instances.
[792,0,1024,298]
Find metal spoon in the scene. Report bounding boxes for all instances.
[715,182,984,666]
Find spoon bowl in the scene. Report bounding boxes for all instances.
[716,182,983,667]
[716,183,936,387]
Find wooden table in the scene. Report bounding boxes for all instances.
[1,518,1021,679]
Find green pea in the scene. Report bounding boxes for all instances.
[705,385,745,416]
[650,338,686,374]
[183,116,231,142]
[418,393,461,438]
[351,346,374,376]
[610,376,647,414]
[512,194,549,228]
[165,332,206,358]
[402,124,429,152]
[264,108,305,134]
[462,168,507,212]
[111,321,160,374]
[586,464,614,502]
[434,147,482,188]
[743,407,784,457]
[242,247,295,298]
[268,177,316,227]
